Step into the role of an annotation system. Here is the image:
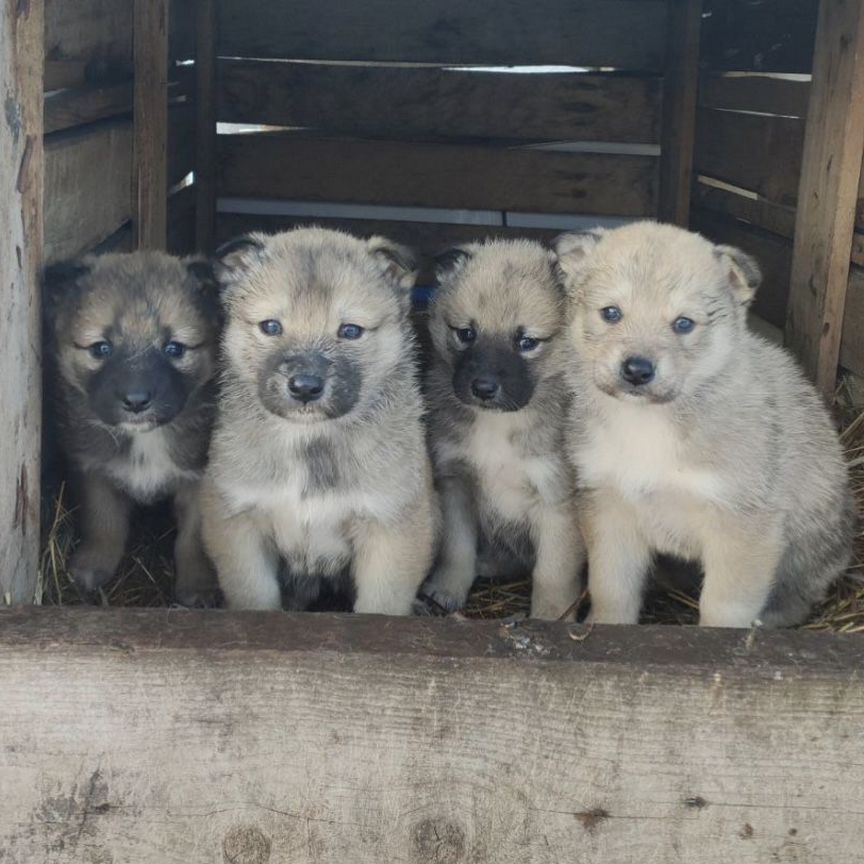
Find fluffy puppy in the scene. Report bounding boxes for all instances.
[201,228,437,614]
[44,252,221,604]
[421,239,585,620]
[556,221,854,627]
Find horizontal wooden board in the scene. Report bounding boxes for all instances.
[692,180,797,238]
[43,81,133,134]
[2,609,864,863]
[691,207,792,328]
[44,121,133,263]
[700,0,819,73]
[698,74,811,117]
[694,107,805,206]
[218,60,662,144]
[840,265,864,376]
[217,0,669,69]
[218,134,658,216]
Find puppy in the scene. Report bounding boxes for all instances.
[421,240,585,620]
[556,221,855,627]
[44,252,221,604]
[200,228,437,614]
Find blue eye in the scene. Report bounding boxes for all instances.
[455,326,476,345]
[259,320,282,336]
[672,317,695,334]
[601,306,622,323]
[517,335,540,353]
[163,341,186,358]
[338,323,365,340]
[89,341,112,359]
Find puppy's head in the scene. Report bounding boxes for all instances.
[555,221,760,403]
[216,228,417,424]
[428,240,565,412]
[45,252,221,431]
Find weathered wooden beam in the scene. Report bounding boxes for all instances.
[1,608,864,862]
[133,0,169,249]
[786,0,864,393]
[658,0,702,225]
[0,0,44,605]
[194,0,216,252]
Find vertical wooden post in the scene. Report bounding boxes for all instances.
[0,0,44,604]
[786,0,864,394]
[657,0,702,226]
[134,0,169,250]
[195,0,217,253]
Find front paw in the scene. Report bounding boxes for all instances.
[68,547,118,594]
[416,571,473,615]
[173,583,222,609]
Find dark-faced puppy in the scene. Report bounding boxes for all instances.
[200,228,438,615]
[421,239,585,619]
[44,252,221,604]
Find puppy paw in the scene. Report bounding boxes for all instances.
[68,548,117,594]
[416,583,470,615]
[173,584,222,609]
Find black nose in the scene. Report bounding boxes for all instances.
[471,377,499,400]
[288,374,325,403]
[121,391,152,413]
[621,356,655,386]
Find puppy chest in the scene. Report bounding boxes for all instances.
[264,500,353,575]
[106,430,199,502]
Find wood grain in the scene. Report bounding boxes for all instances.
[195,0,217,252]
[840,264,864,376]
[786,0,864,393]
[43,80,133,133]
[217,0,669,69]
[692,180,797,238]
[0,0,44,605]
[698,74,811,118]
[218,60,662,144]
[217,133,658,216]
[1,608,864,862]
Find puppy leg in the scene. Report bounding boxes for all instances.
[699,517,783,628]
[172,482,219,607]
[530,502,585,620]
[421,475,478,612]
[69,473,132,593]
[584,490,651,624]
[201,495,281,610]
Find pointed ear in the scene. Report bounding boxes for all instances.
[213,233,266,277]
[185,258,224,324]
[553,230,604,279]
[42,258,92,325]
[366,236,418,291]
[431,245,473,286]
[714,244,761,306]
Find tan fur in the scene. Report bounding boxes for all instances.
[201,228,438,614]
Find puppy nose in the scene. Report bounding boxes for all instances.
[288,373,325,403]
[122,391,152,413]
[471,377,499,400]
[621,356,655,386]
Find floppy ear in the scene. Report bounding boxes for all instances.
[714,244,761,307]
[431,245,473,286]
[213,233,266,278]
[42,258,92,326]
[366,236,418,291]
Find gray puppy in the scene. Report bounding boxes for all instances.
[556,221,854,627]
[44,252,221,605]
[420,239,585,620]
[200,228,438,614]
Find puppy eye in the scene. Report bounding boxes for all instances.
[259,320,283,336]
[89,341,113,359]
[163,341,186,359]
[338,323,365,340]
[672,317,695,334]
[516,335,540,353]
[454,326,476,345]
[600,306,622,323]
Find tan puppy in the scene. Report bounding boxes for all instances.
[556,221,854,627]
[201,228,438,614]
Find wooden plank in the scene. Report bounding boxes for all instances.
[2,609,864,862]
[700,0,819,73]
[168,101,196,187]
[43,80,133,134]
[133,0,169,249]
[853,231,864,268]
[195,0,217,252]
[218,134,658,216]
[658,0,703,225]
[217,0,669,69]
[0,0,43,605]
[786,0,864,394]
[44,0,133,88]
[692,180,797,238]
[170,0,196,63]
[168,183,197,255]
[694,107,805,206]
[691,208,792,328]
[698,74,811,118]
[218,60,662,144]
[44,122,133,263]
[840,265,864,376]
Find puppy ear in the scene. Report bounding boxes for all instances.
[431,245,473,285]
[213,233,266,277]
[553,230,604,277]
[42,258,92,325]
[714,244,761,306]
[366,236,418,291]
[185,258,224,324]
